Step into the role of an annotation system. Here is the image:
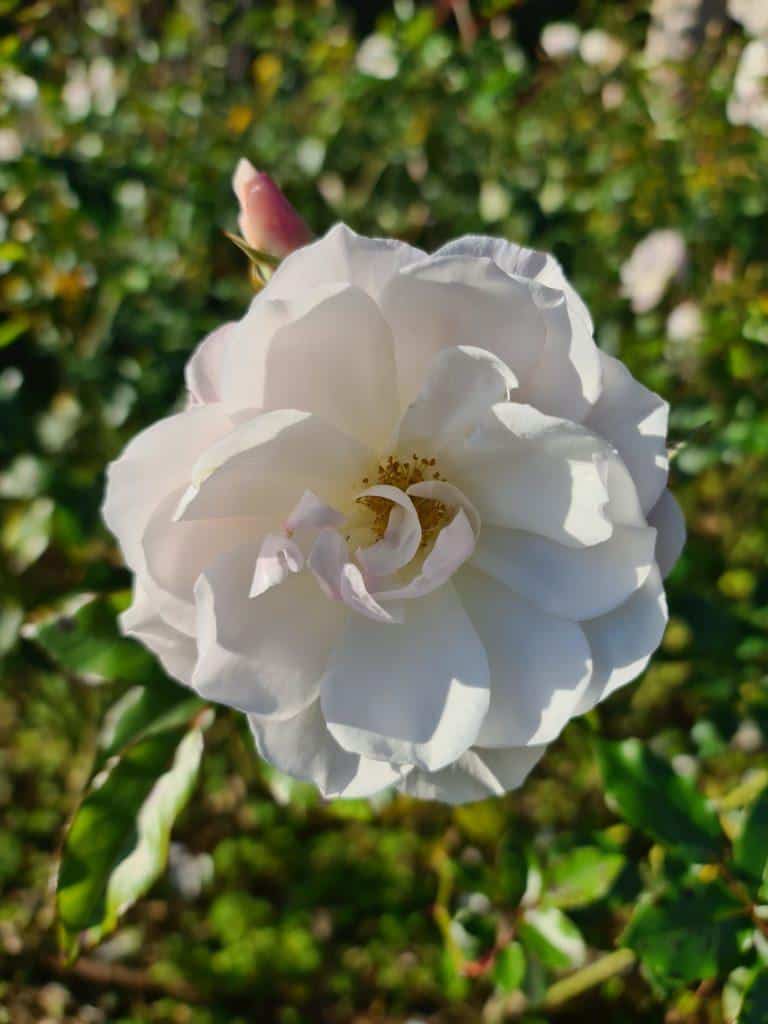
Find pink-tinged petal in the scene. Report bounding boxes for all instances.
[584,352,669,514]
[455,568,592,747]
[185,323,236,405]
[174,409,371,524]
[232,158,312,259]
[448,402,613,548]
[398,744,546,804]
[102,404,234,573]
[355,485,421,580]
[120,583,198,686]
[471,523,656,621]
[396,345,517,455]
[264,222,425,303]
[374,509,476,601]
[321,583,490,772]
[378,255,547,409]
[249,533,304,598]
[193,542,344,718]
[221,283,400,451]
[574,566,668,715]
[647,489,686,578]
[285,490,345,533]
[248,701,405,799]
[307,529,401,625]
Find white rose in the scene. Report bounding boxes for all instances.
[104,225,685,804]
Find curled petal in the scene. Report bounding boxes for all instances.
[398,744,546,804]
[185,323,235,406]
[354,485,421,580]
[374,509,476,601]
[647,489,686,578]
[307,528,401,624]
[285,489,345,533]
[406,479,482,538]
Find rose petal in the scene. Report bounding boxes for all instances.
[249,533,305,598]
[397,744,546,804]
[471,522,656,621]
[185,323,235,405]
[120,583,198,685]
[307,529,401,624]
[574,566,668,715]
[248,700,405,799]
[647,489,686,578]
[221,283,399,450]
[321,582,490,771]
[584,352,669,513]
[397,345,517,454]
[193,543,344,718]
[175,409,370,523]
[449,402,613,548]
[379,256,548,408]
[455,567,592,747]
[355,485,421,580]
[374,509,476,601]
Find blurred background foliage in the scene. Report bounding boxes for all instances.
[2,0,768,1021]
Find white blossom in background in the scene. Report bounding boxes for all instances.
[540,22,581,60]
[728,0,768,39]
[356,34,399,80]
[579,30,626,72]
[727,39,768,134]
[103,222,685,804]
[620,229,687,313]
[667,300,703,343]
[644,0,726,65]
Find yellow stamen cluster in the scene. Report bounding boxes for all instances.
[358,454,450,547]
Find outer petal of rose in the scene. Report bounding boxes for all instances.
[434,235,593,332]
[140,487,266,636]
[192,543,344,718]
[264,222,426,303]
[455,567,592,747]
[307,529,402,625]
[355,485,421,580]
[397,744,546,804]
[647,489,686,578]
[321,582,490,772]
[471,523,656,621]
[102,404,233,572]
[221,283,399,451]
[434,235,599,417]
[248,701,405,799]
[397,345,517,455]
[120,583,198,685]
[574,566,668,715]
[379,256,549,409]
[374,510,476,601]
[448,402,612,548]
[185,323,236,405]
[250,533,304,598]
[584,352,669,514]
[175,409,371,523]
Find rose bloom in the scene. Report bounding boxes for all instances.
[103,225,685,804]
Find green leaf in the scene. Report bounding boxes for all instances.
[595,738,724,862]
[519,907,586,972]
[545,846,626,909]
[57,714,208,949]
[97,681,204,767]
[28,593,163,685]
[623,883,746,992]
[739,970,768,1023]
[734,787,768,887]
[493,941,526,993]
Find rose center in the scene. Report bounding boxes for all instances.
[357,454,450,547]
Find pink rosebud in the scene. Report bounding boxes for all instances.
[232,158,312,259]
